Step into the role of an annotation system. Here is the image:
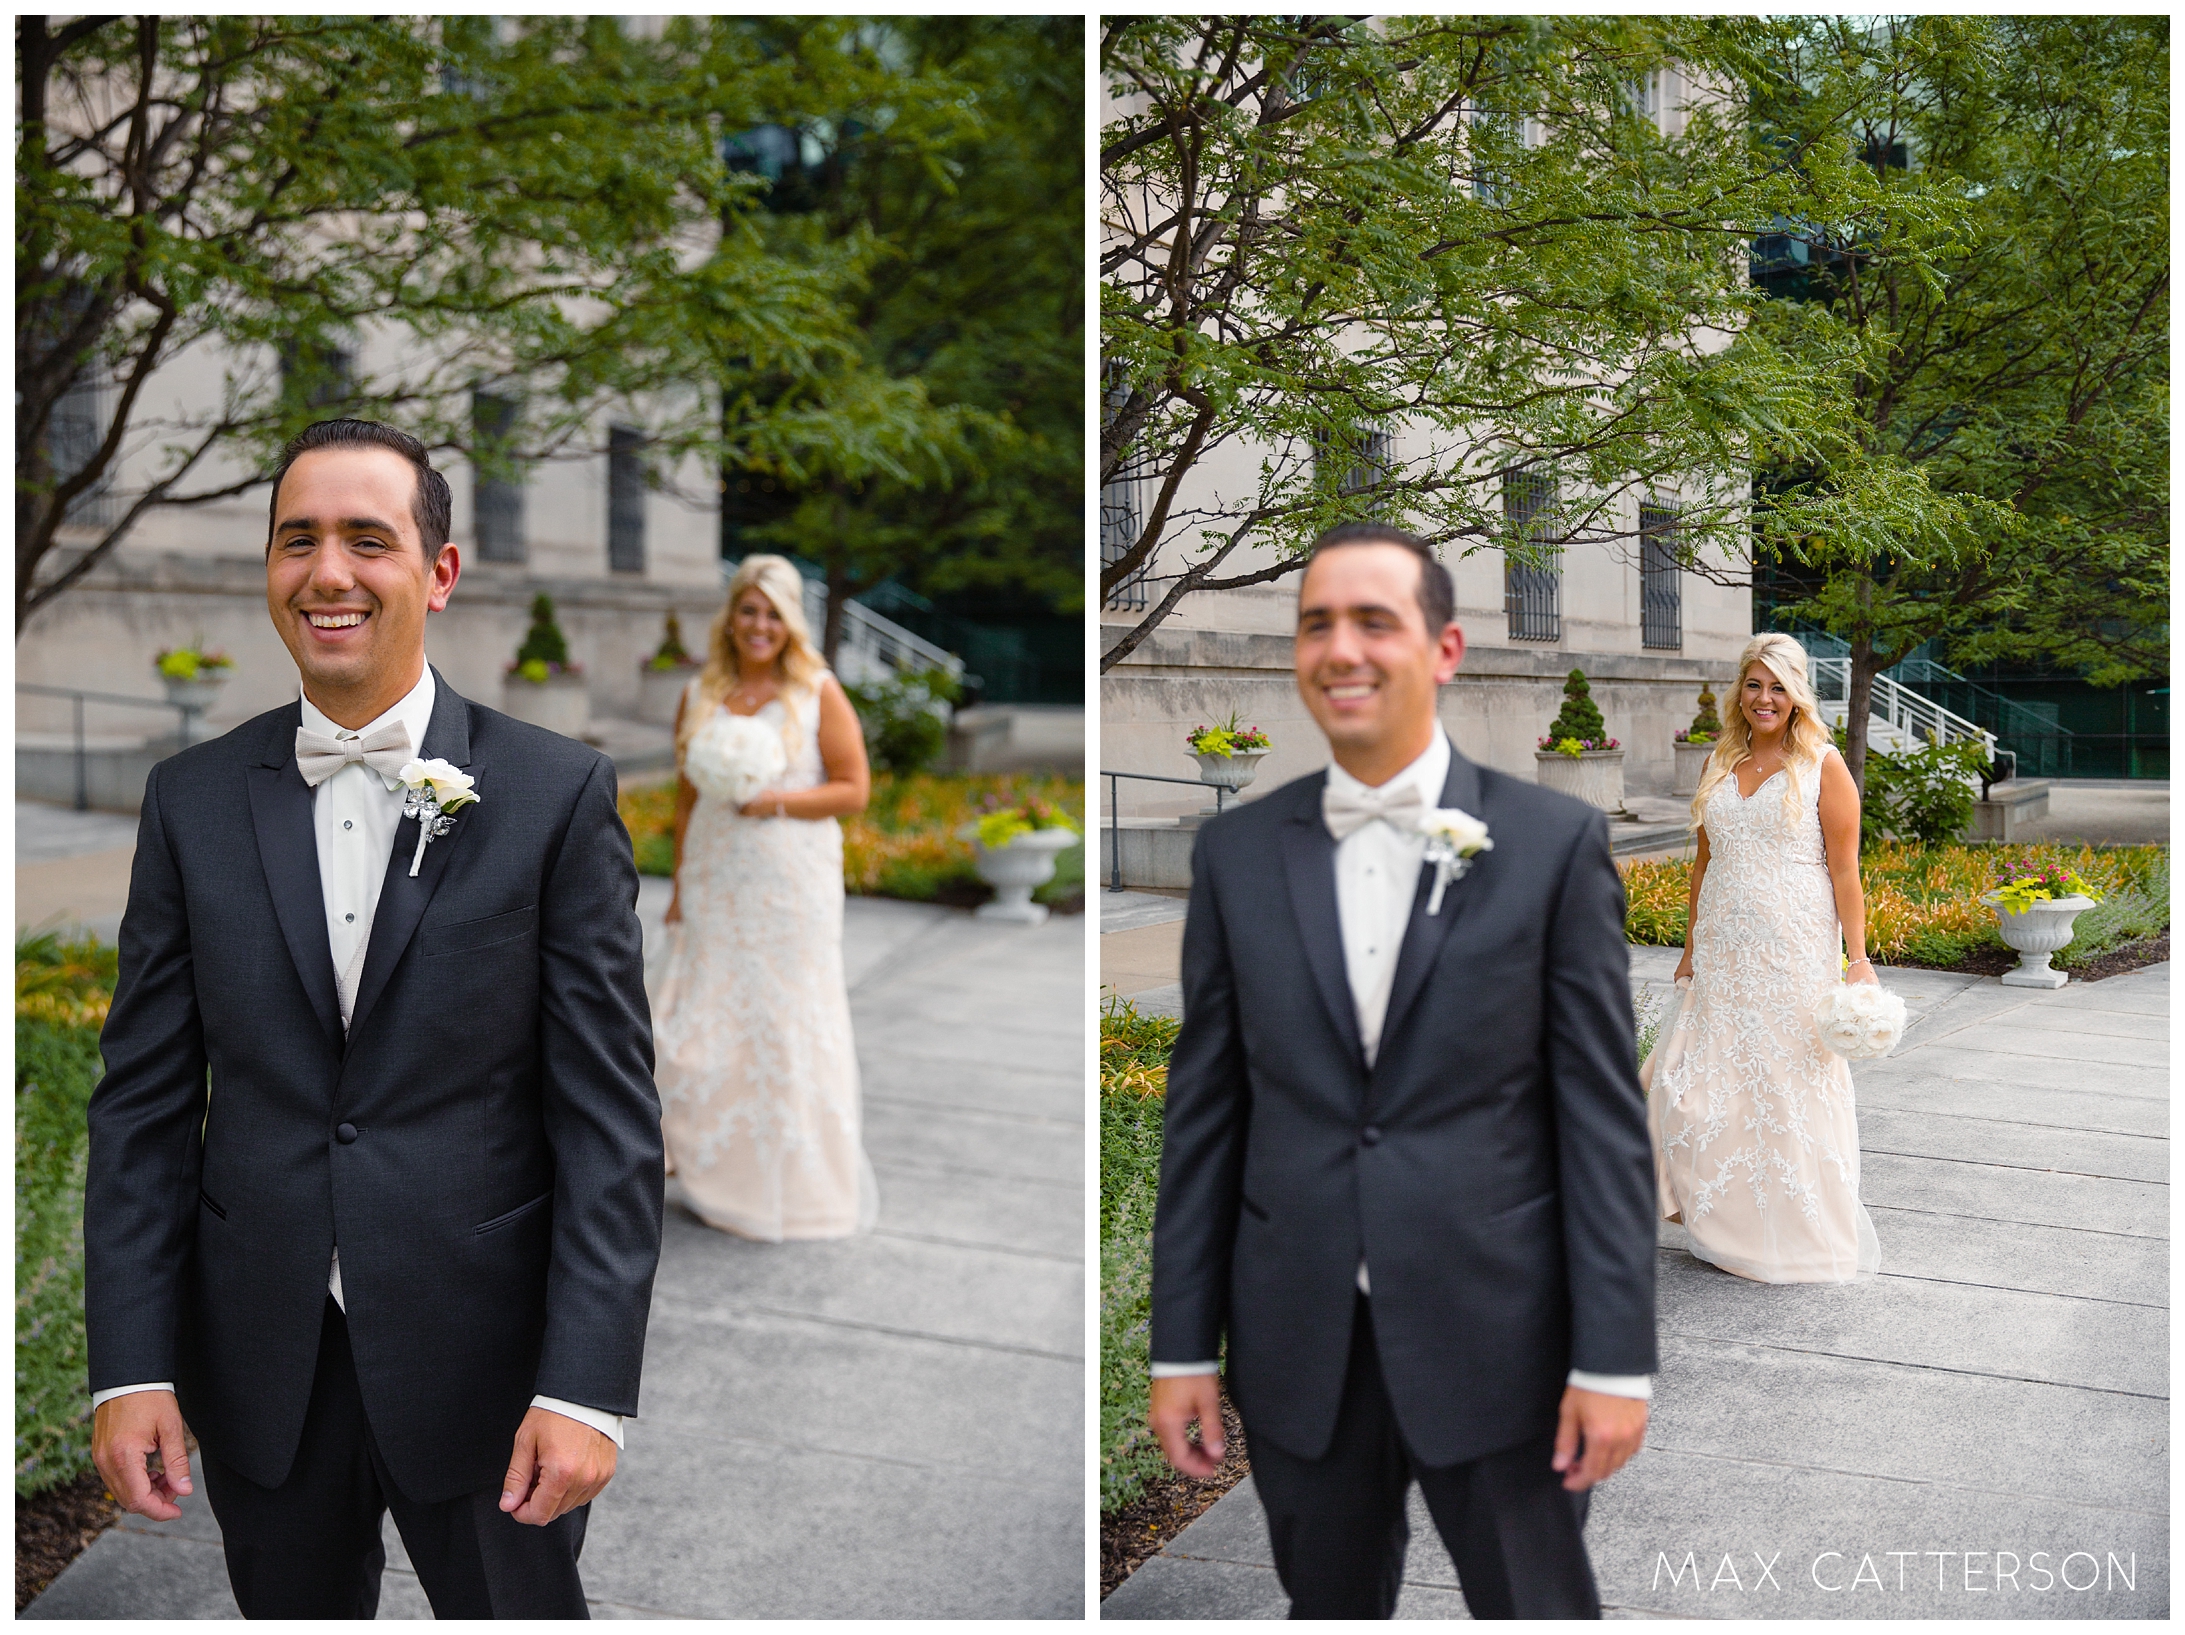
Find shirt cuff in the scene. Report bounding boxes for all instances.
[1567,1369,1652,1400]
[91,1382,176,1410]
[1148,1362,1221,1378]
[532,1395,626,1448]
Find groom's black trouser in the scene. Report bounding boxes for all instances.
[196,1298,591,1619]
[1246,1295,1600,1620]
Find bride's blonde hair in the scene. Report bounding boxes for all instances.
[1690,632,1834,826]
[676,554,828,768]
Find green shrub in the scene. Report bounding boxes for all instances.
[1545,668,1607,745]
[17,1014,104,1496]
[844,667,962,777]
[2057,855,2169,969]
[1100,999,1178,1514]
[1851,732,1988,848]
[513,592,572,671]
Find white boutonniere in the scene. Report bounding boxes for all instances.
[1419,807,1492,915]
[397,758,480,877]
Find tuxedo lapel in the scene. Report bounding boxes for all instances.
[1378,745,1486,1059]
[246,706,344,1049]
[1279,778,1367,1071]
[345,671,474,1046]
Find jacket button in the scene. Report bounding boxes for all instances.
[336,1123,359,1144]
[1361,1125,1382,1146]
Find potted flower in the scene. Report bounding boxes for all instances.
[958,795,1079,926]
[1533,669,1627,813]
[154,644,233,712]
[1672,681,1723,796]
[1981,859,2103,989]
[638,609,702,725]
[501,593,589,738]
[1185,713,1272,794]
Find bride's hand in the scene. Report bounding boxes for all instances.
[738,789,786,818]
[1672,950,1693,986]
[664,892,682,925]
[1848,956,1880,987]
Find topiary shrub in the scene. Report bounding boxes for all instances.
[511,594,577,682]
[1545,668,1608,745]
[1689,682,1722,740]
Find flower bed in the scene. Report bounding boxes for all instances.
[1622,842,2168,971]
[1099,999,1176,1519]
[619,771,1086,910]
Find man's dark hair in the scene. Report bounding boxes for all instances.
[266,419,452,558]
[1303,521,1456,634]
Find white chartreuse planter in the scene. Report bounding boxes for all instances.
[160,673,227,712]
[1534,747,1626,814]
[1192,748,1266,794]
[960,825,1078,926]
[1672,739,1715,797]
[638,663,700,726]
[1981,893,2096,989]
[502,672,591,740]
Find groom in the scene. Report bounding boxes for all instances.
[1147,523,1658,1618]
[85,418,663,1618]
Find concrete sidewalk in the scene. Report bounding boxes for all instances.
[25,878,1086,1617]
[1102,955,2169,1619]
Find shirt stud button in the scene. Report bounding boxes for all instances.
[344,820,353,830]
[345,912,355,923]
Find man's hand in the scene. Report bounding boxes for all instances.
[92,1391,193,1521]
[1552,1385,1648,1493]
[1148,1374,1227,1479]
[500,1407,617,1526]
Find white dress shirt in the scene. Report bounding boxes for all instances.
[1152,734,1651,1403]
[92,666,626,1447]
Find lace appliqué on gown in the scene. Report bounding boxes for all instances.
[1642,751,1880,1283]
[654,678,879,1241]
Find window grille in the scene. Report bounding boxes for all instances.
[1640,502,1682,649]
[471,391,525,563]
[1317,426,1393,500]
[1502,469,1561,642]
[279,339,355,410]
[49,369,118,529]
[1101,366,1150,612]
[608,425,646,575]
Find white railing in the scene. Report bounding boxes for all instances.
[1808,656,1996,758]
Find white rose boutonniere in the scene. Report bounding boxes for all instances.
[1418,807,1492,915]
[397,757,480,877]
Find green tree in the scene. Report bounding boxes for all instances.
[16,16,971,634]
[1749,16,2168,789]
[734,16,1084,656]
[1097,15,1933,671]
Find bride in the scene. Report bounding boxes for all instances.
[654,554,879,1240]
[1644,632,1882,1283]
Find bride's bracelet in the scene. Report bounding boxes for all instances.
[1847,956,1874,970]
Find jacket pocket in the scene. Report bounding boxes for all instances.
[199,1188,228,1221]
[473,1190,551,1236]
[422,905,538,960]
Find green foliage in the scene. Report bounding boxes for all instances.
[647,612,695,672]
[1545,670,1608,745]
[1857,734,1988,848]
[154,647,231,682]
[844,666,961,776]
[1751,16,2168,777]
[2055,857,2168,969]
[1100,998,1179,1513]
[1099,15,1907,669]
[1184,712,1272,758]
[17,930,116,1497]
[513,594,571,672]
[1689,685,1722,740]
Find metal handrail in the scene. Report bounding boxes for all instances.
[18,682,201,812]
[1100,768,1232,893]
[1807,658,1995,757]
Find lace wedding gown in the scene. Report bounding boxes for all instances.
[654,678,878,1240]
[1644,748,1880,1283]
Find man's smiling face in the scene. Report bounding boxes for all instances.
[1294,540,1463,774]
[265,446,457,724]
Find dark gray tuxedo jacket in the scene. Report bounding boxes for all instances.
[85,670,663,1503]
[1150,743,1657,1468]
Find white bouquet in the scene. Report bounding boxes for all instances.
[684,710,788,809]
[1813,980,1908,1061]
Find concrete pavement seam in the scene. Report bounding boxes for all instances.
[1656,1333,2167,1400]
[869,1226,1081,1263]
[1633,1443,2172,1519]
[1861,1202,2167,1241]
[1860,1146,2171,1183]
[650,1298,1084,1363]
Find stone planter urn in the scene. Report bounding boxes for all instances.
[1535,747,1627,815]
[502,671,591,740]
[638,663,701,726]
[960,825,1078,926]
[160,673,227,713]
[1981,893,2096,989]
[1672,739,1715,797]
[1192,749,1267,795]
